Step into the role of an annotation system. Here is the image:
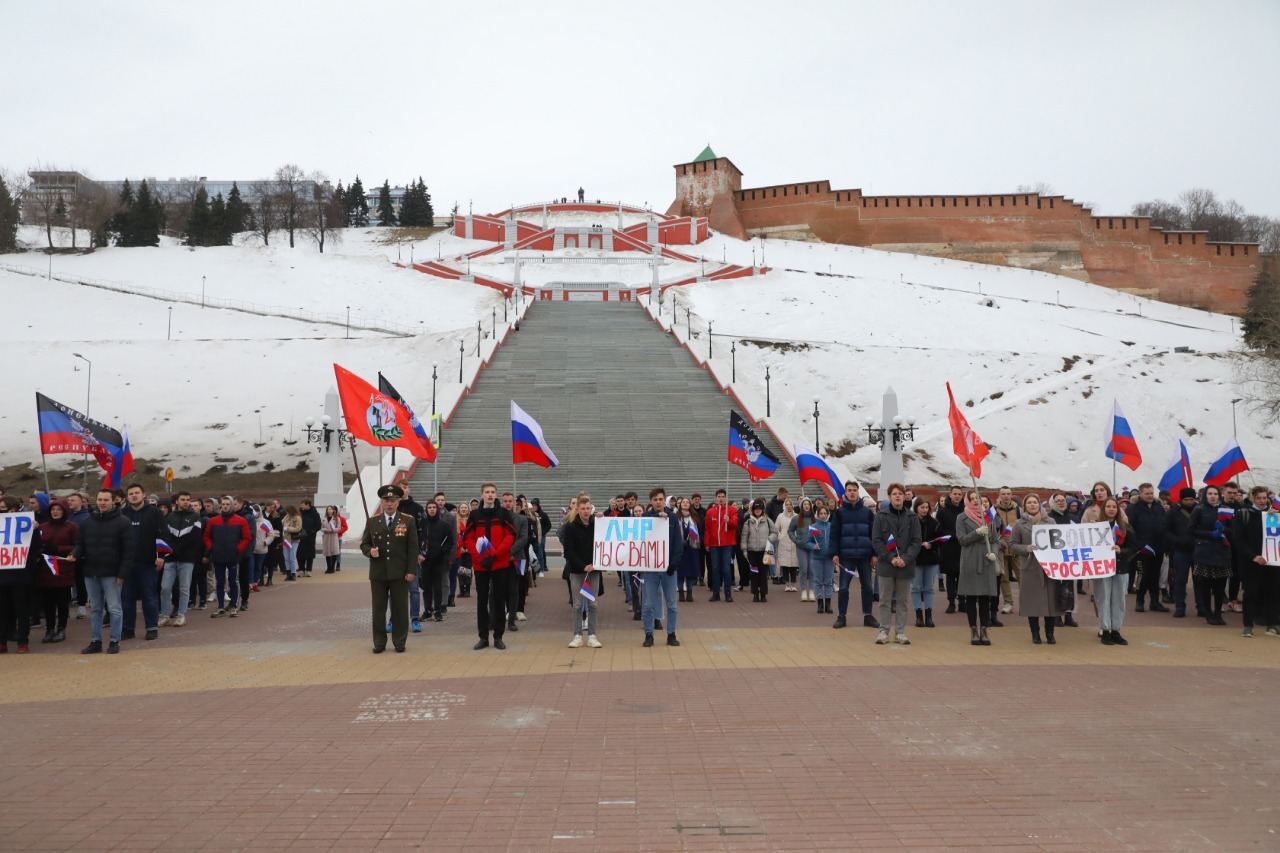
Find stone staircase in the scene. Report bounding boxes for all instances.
[409,301,801,510]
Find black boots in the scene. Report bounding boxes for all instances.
[924,609,935,628]
[1030,620,1042,644]
[1045,622,1056,645]
[816,598,824,614]
[945,600,956,614]
[1062,613,1079,627]
[832,615,847,629]
[915,609,924,628]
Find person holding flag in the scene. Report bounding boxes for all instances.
[1163,487,1199,618]
[830,481,877,629]
[1188,486,1234,626]
[1009,494,1062,645]
[561,493,602,649]
[1127,483,1169,613]
[35,499,78,644]
[121,483,165,641]
[461,483,517,650]
[158,491,203,628]
[870,484,923,645]
[787,498,820,603]
[957,490,1001,646]
[1095,498,1134,645]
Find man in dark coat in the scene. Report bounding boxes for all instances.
[1233,486,1279,637]
[935,486,966,613]
[71,489,133,653]
[361,485,419,654]
[298,500,323,576]
[121,483,165,641]
[1127,483,1168,613]
[1164,487,1198,617]
[830,481,879,629]
[0,496,42,653]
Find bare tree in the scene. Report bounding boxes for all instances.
[250,180,277,246]
[1236,255,1280,420]
[272,164,310,248]
[23,163,64,249]
[1015,182,1055,196]
[305,173,344,254]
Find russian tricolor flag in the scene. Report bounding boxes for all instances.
[1141,544,1157,557]
[511,401,559,469]
[1157,439,1193,497]
[156,539,173,555]
[1216,507,1235,524]
[1105,400,1143,472]
[43,554,61,576]
[932,535,953,544]
[1204,437,1249,487]
[885,533,898,552]
[259,521,272,534]
[793,444,843,498]
[986,506,998,524]
[1112,522,1124,545]
[476,536,492,555]
[808,524,821,538]
[1271,496,1280,512]
[1000,524,1012,538]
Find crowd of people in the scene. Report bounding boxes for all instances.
[3,474,1277,656]
[0,484,336,654]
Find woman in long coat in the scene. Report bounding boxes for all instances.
[957,490,1001,645]
[1010,494,1061,644]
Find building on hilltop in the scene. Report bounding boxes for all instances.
[666,148,1260,314]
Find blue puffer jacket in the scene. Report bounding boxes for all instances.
[810,518,835,560]
[829,499,874,563]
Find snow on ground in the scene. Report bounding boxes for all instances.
[659,235,1275,490]
[3,227,509,478]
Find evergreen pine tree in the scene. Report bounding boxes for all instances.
[54,196,68,229]
[377,179,397,226]
[1243,255,1280,353]
[110,179,135,246]
[419,177,434,227]
[224,181,248,236]
[348,176,368,226]
[399,179,419,226]
[186,186,211,246]
[210,192,229,246]
[0,176,18,252]
[130,180,162,247]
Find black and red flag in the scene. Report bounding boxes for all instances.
[728,411,780,482]
[36,392,134,487]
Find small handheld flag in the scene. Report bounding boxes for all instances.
[808,524,821,538]
[477,536,492,555]
[1272,497,1280,512]
[931,535,953,544]
[43,554,61,576]
[282,540,295,552]
[1112,522,1124,546]
[517,559,526,576]
[259,521,272,534]
[156,539,174,555]
[1141,544,1157,557]
[843,566,857,576]
[1216,507,1235,524]
[885,533,898,552]
[986,506,998,524]
[1000,524,1012,538]
[579,583,596,602]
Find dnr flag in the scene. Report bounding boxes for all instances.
[36,393,134,487]
[728,411,780,482]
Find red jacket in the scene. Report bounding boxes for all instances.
[702,503,739,548]
[461,505,516,571]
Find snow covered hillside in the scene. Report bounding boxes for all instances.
[660,234,1275,489]
[2,228,508,479]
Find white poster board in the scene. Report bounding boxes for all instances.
[1264,511,1280,566]
[0,512,36,571]
[592,516,670,572]
[1031,522,1118,580]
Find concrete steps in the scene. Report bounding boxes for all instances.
[409,302,801,508]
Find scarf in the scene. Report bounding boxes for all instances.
[964,494,984,527]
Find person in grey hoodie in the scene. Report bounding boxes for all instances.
[870,483,923,645]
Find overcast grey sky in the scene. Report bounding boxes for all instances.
[5,0,1277,218]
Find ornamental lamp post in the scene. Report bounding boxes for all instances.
[345,305,350,339]
[476,321,482,355]
[431,362,438,414]
[458,339,465,383]
[707,321,713,360]
[765,366,771,417]
[813,397,820,450]
[731,340,737,383]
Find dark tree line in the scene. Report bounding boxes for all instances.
[1132,188,1280,252]
[0,176,18,252]
[183,183,250,247]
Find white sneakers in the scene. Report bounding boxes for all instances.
[1000,603,1014,614]
[172,615,186,627]
[570,634,603,648]
[568,635,583,648]
[895,633,910,645]
[875,628,890,644]
[586,635,602,648]
[516,611,527,621]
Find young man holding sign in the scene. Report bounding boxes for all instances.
[641,487,684,647]
[0,497,42,653]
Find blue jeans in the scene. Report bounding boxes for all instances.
[161,562,194,617]
[911,565,939,611]
[409,575,421,620]
[535,536,547,574]
[1094,573,1128,632]
[709,546,735,596]
[214,563,240,609]
[813,557,835,600]
[250,553,266,585]
[837,559,870,615]
[642,571,678,635]
[85,576,123,643]
[796,549,814,593]
[120,563,160,632]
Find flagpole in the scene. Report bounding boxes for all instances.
[969,470,996,562]
[350,442,371,519]
[1112,457,1117,495]
[40,451,50,494]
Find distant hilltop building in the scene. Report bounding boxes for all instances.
[666,146,1259,314]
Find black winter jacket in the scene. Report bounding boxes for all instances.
[162,509,205,564]
[122,503,164,569]
[74,507,134,579]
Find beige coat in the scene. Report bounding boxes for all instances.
[1010,515,1061,618]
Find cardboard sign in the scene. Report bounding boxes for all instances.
[592,516,669,572]
[0,512,36,570]
[1264,511,1280,567]
[1031,522,1118,580]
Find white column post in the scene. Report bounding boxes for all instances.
[314,387,346,510]
[879,386,905,492]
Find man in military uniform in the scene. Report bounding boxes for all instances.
[360,485,419,653]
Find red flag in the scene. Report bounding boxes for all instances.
[334,364,436,462]
[946,383,990,478]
